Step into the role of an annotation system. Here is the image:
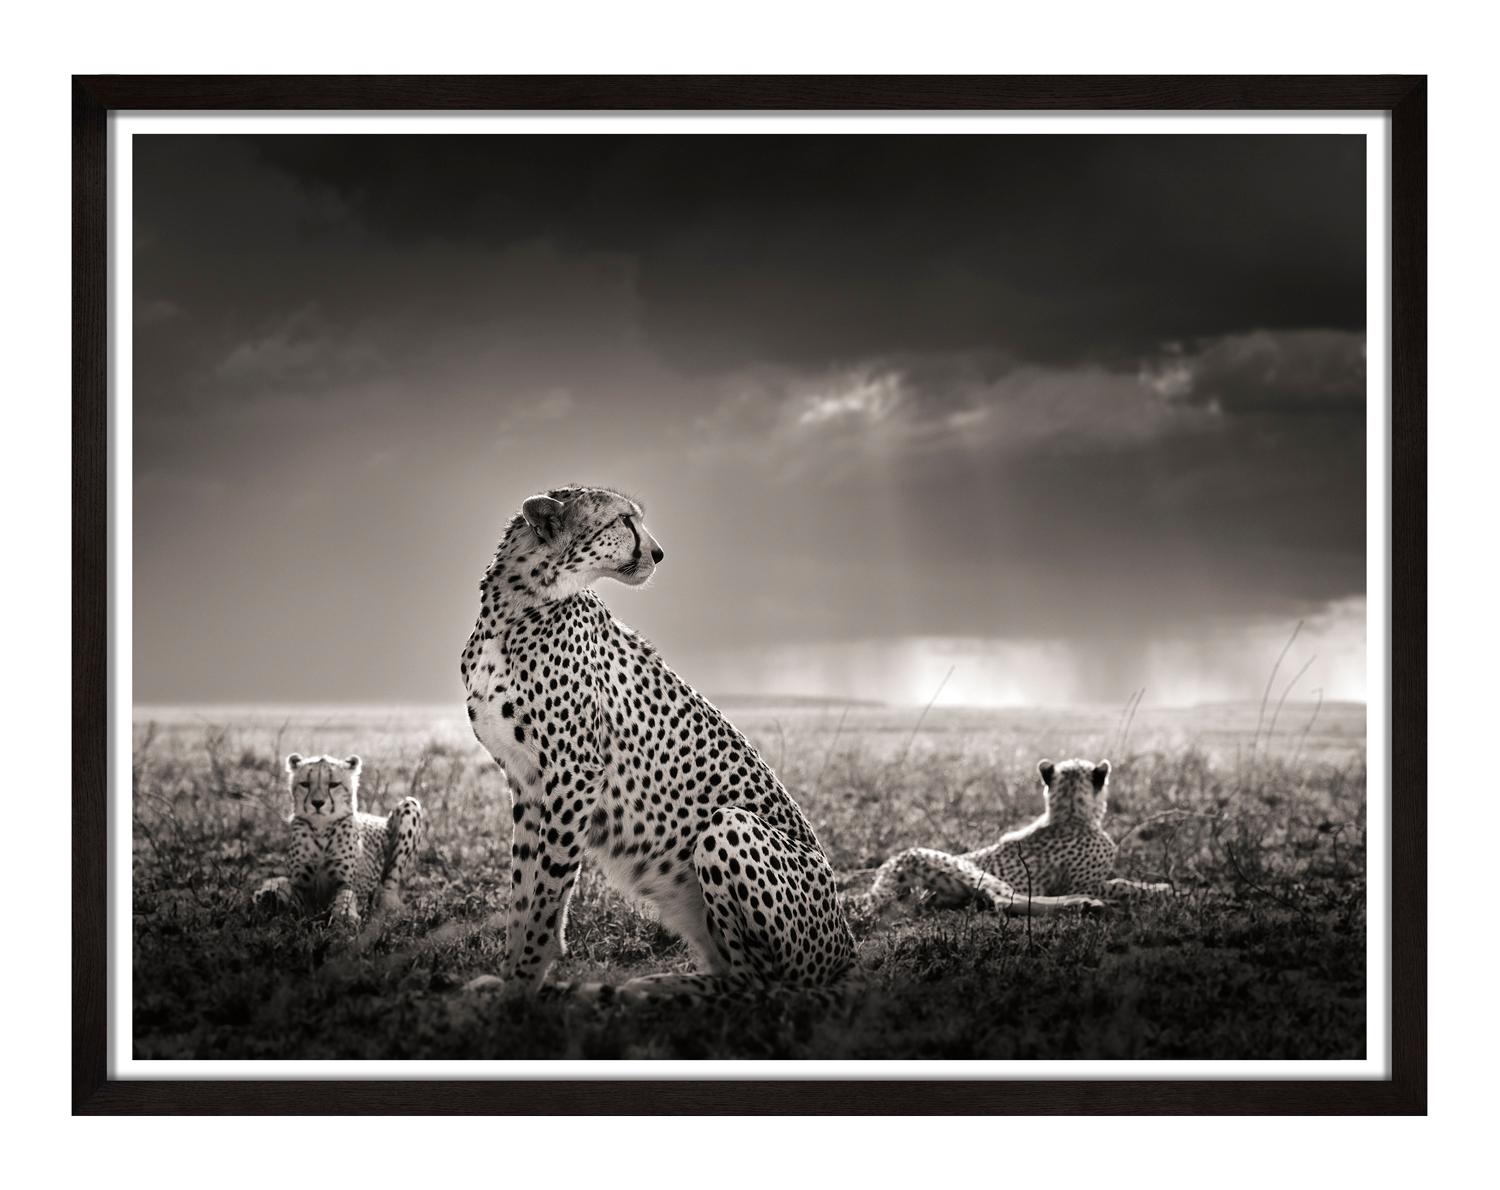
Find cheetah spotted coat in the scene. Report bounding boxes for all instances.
[862,758,1123,916]
[462,487,856,1000]
[252,754,425,928]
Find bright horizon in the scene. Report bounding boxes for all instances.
[130,613,1364,710]
[134,698,1364,713]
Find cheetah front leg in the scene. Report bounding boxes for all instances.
[328,886,361,930]
[252,820,318,917]
[324,819,364,931]
[481,786,584,995]
[985,883,1105,916]
[1103,877,1174,898]
[375,796,426,913]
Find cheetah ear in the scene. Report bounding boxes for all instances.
[285,752,304,773]
[1092,759,1111,790]
[521,494,567,543]
[345,755,362,773]
[1038,759,1055,787]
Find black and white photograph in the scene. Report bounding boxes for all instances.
[126,125,1375,1065]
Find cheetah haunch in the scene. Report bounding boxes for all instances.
[461,486,855,1001]
[861,758,1164,916]
[251,753,425,929]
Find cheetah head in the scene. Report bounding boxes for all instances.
[285,753,361,824]
[518,485,664,592]
[1037,757,1110,827]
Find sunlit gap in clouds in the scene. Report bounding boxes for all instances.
[796,370,903,426]
[786,367,969,680]
[687,596,1366,709]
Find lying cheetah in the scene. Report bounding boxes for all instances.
[461,486,855,1002]
[860,758,1166,916]
[251,753,425,928]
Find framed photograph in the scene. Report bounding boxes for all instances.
[74,75,1426,1114]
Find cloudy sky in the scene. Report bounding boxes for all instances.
[133,133,1367,707]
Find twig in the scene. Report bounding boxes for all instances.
[137,719,159,761]
[271,717,291,779]
[1265,654,1316,755]
[132,810,166,861]
[1210,815,1303,913]
[1221,837,1302,912]
[813,703,851,793]
[1159,820,1180,893]
[1112,691,1134,756]
[1253,620,1303,762]
[1017,850,1035,948]
[899,665,955,767]
[1117,687,1145,757]
[1291,688,1325,769]
[1114,807,1221,851]
[913,796,957,851]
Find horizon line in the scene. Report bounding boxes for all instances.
[132,696,1368,714]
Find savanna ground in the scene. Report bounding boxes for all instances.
[132,698,1366,1061]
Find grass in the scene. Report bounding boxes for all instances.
[131,700,1367,1060]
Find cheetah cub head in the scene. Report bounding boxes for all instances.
[284,753,361,824]
[1037,757,1110,828]
[517,485,664,593]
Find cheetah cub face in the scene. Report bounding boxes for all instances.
[521,486,664,589]
[1037,757,1110,828]
[284,753,361,824]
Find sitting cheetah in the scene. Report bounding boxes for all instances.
[860,758,1164,916]
[461,486,855,1002]
[251,753,425,928]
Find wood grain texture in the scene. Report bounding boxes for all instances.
[81,1076,1421,1115]
[76,74,1420,111]
[72,76,107,1115]
[1388,77,1428,1116]
[71,73,1426,1115]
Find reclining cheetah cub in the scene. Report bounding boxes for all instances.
[462,486,855,1002]
[860,758,1166,917]
[251,753,425,929]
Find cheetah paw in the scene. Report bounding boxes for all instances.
[250,879,292,916]
[462,974,508,995]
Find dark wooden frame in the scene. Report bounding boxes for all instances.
[73,74,1427,1115]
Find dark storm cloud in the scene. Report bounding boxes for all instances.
[244,134,1365,371]
[679,363,1364,636]
[132,133,1367,705]
[1144,329,1367,414]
